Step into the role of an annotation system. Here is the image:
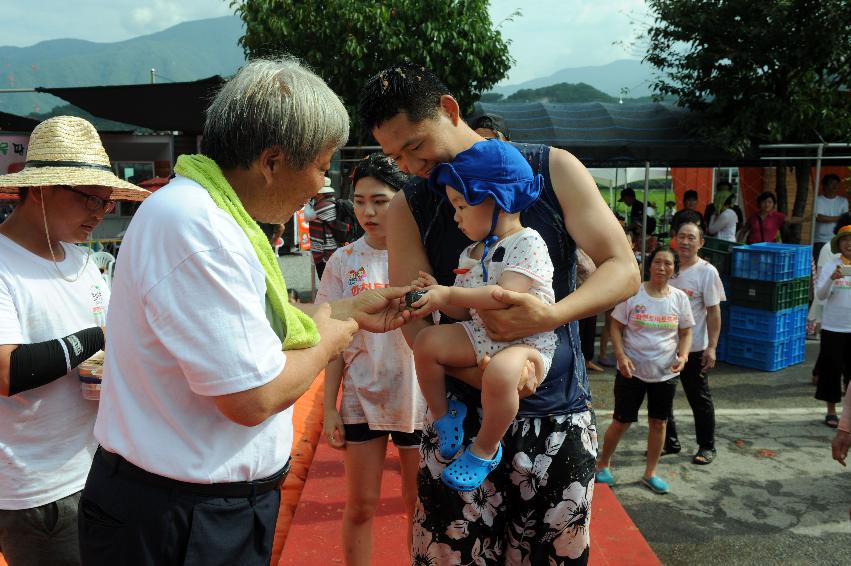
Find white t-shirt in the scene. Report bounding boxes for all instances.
[612,283,694,383]
[814,255,851,333]
[315,237,425,432]
[453,228,558,370]
[669,258,726,352]
[709,208,738,242]
[814,195,849,243]
[0,236,106,510]
[95,176,290,483]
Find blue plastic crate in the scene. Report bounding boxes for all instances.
[731,243,811,282]
[716,334,727,363]
[725,334,806,372]
[727,305,807,341]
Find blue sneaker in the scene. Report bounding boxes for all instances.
[432,400,467,459]
[642,475,669,494]
[595,467,615,486]
[441,444,502,491]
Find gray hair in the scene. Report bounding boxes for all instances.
[202,57,350,170]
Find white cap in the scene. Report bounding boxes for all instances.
[317,177,335,194]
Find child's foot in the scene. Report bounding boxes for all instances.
[432,400,467,459]
[641,475,669,494]
[595,467,615,486]
[441,443,502,491]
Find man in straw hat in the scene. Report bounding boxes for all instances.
[78,57,411,566]
[0,115,148,565]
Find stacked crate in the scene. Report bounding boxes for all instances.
[698,236,734,361]
[725,243,811,371]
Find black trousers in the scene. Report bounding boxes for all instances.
[665,351,716,450]
[815,329,851,404]
[78,449,283,566]
[578,313,597,361]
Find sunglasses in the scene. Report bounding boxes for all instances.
[63,186,116,214]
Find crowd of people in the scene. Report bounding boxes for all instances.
[0,55,848,566]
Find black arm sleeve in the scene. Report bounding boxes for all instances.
[8,327,105,395]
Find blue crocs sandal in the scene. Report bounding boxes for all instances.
[441,443,502,491]
[641,475,669,494]
[432,400,467,459]
[595,467,615,486]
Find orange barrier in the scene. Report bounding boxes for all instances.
[269,373,326,566]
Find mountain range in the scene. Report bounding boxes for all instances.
[0,15,658,119]
[0,16,245,117]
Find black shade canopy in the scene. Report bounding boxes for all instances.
[0,110,40,132]
[471,101,751,167]
[37,76,225,134]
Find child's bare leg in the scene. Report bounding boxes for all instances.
[414,324,477,419]
[471,345,543,459]
[644,417,667,479]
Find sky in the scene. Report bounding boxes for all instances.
[5,0,651,86]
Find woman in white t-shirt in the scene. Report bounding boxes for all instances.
[814,224,851,429]
[595,247,694,494]
[316,153,425,564]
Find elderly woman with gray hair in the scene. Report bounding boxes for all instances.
[78,57,411,566]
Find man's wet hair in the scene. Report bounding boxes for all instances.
[358,63,452,132]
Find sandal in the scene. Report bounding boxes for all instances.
[692,447,716,465]
[441,444,502,491]
[432,400,467,459]
[595,467,615,486]
[825,414,839,428]
[642,475,669,494]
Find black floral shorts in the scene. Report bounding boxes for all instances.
[413,399,598,565]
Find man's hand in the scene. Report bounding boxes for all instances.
[701,347,716,371]
[832,430,851,467]
[617,355,636,378]
[313,303,358,362]
[479,288,557,341]
[350,287,412,333]
[671,355,687,374]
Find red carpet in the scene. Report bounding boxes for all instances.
[279,436,661,566]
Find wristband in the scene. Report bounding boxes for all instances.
[8,327,104,395]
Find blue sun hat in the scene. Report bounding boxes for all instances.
[429,139,543,280]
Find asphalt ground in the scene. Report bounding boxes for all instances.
[588,339,851,566]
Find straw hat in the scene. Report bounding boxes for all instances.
[0,116,149,201]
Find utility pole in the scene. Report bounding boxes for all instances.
[150,68,156,84]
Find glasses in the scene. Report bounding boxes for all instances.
[63,186,116,214]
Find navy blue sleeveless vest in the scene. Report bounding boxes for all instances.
[404,142,592,416]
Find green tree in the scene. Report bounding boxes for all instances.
[505,82,616,103]
[230,0,513,143]
[643,0,851,241]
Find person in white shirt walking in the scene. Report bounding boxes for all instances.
[664,221,726,465]
[814,224,851,428]
[595,247,694,494]
[0,116,149,566]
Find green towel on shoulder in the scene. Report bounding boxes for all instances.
[174,154,319,351]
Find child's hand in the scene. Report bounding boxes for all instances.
[831,265,843,280]
[410,285,448,315]
[617,355,636,378]
[413,271,438,288]
[323,407,346,449]
[671,355,687,373]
